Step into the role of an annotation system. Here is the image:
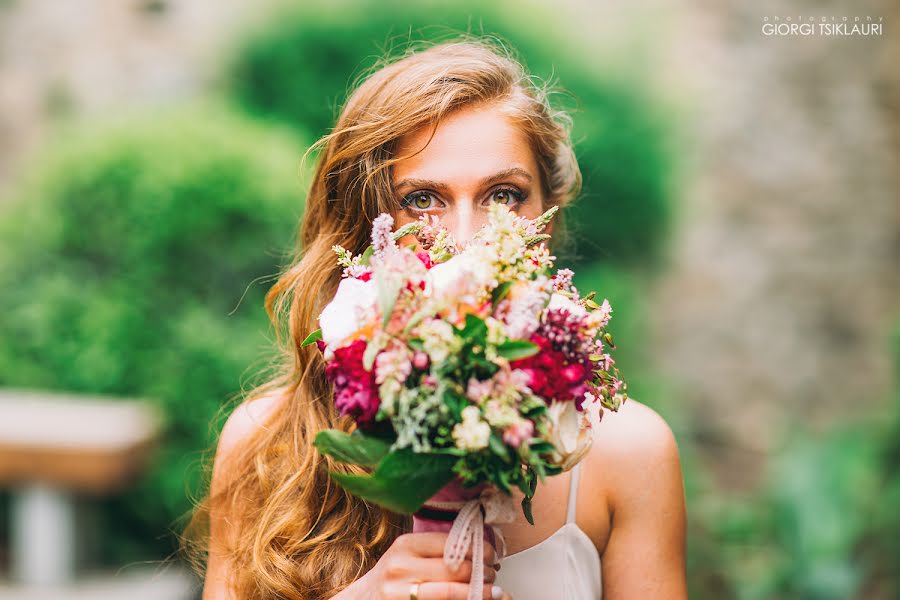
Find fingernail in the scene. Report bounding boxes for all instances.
[492,585,503,600]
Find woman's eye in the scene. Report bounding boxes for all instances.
[401,192,439,211]
[490,187,527,206]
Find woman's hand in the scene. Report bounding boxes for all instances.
[335,531,511,600]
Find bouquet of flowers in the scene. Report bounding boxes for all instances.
[308,204,628,597]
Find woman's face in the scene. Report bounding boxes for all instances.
[391,102,547,245]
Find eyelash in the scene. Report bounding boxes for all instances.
[398,186,529,210]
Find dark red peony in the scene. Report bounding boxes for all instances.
[510,309,594,404]
[324,339,380,426]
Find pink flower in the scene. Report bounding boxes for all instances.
[552,268,574,292]
[561,363,588,384]
[416,251,434,269]
[412,351,430,370]
[325,340,380,427]
[375,344,412,385]
[502,419,534,448]
[466,378,494,402]
[371,214,395,254]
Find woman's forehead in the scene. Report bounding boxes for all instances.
[392,104,538,187]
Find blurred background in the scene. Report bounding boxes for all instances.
[0,0,897,598]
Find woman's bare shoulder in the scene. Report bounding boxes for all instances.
[576,399,682,540]
[590,398,680,460]
[588,397,685,520]
[213,391,285,479]
[585,403,688,593]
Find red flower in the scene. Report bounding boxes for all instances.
[324,339,380,426]
[416,252,434,269]
[511,333,592,404]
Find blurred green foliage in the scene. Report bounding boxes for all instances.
[0,103,307,562]
[224,0,674,266]
[681,322,900,600]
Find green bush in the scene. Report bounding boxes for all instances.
[0,103,308,563]
[864,321,900,599]
[224,0,674,266]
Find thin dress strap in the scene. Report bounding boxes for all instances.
[565,461,581,524]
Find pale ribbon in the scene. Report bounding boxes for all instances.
[424,487,517,600]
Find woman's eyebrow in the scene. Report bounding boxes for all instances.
[393,167,533,192]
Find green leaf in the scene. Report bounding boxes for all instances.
[359,245,375,266]
[300,329,322,347]
[314,430,391,467]
[329,450,458,514]
[459,313,487,340]
[376,273,404,327]
[392,221,423,241]
[496,340,539,360]
[528,466,539,495]
[532,205,559,231]
[602,332,616,349]
[491,281,513,304]
[363,335,385,371]
[488,432,511,462]
[497,468,512,495]
[523,233,551,247]
[522,496,535,525]
[528,441,556,455]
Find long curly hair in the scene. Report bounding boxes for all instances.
[180,33,582,599]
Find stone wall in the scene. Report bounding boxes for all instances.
[648,0,900,489]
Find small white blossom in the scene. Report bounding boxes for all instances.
[553,268,574,291]
[452,406,491,450]
[483,399,519,428]
[547,292,588,319]
[418,319,459,363]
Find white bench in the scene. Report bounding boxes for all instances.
[0,389,161,587]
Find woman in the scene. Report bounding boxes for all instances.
[183,35,688,600]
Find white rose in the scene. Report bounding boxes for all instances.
[427,253,493,300]
[547,292,588,319]
[318,277,377,348]
[545,400,593,470]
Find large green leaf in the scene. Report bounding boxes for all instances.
[314,429,391,467]
[329,450,457,514]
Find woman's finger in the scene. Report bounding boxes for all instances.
[405,558,497,584]
[397,532,449,557]
[414,581,505,600]
[398,533,497,567]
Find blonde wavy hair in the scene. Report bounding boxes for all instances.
[181,33,582,599]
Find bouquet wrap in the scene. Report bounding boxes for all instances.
[412,477,516,582]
